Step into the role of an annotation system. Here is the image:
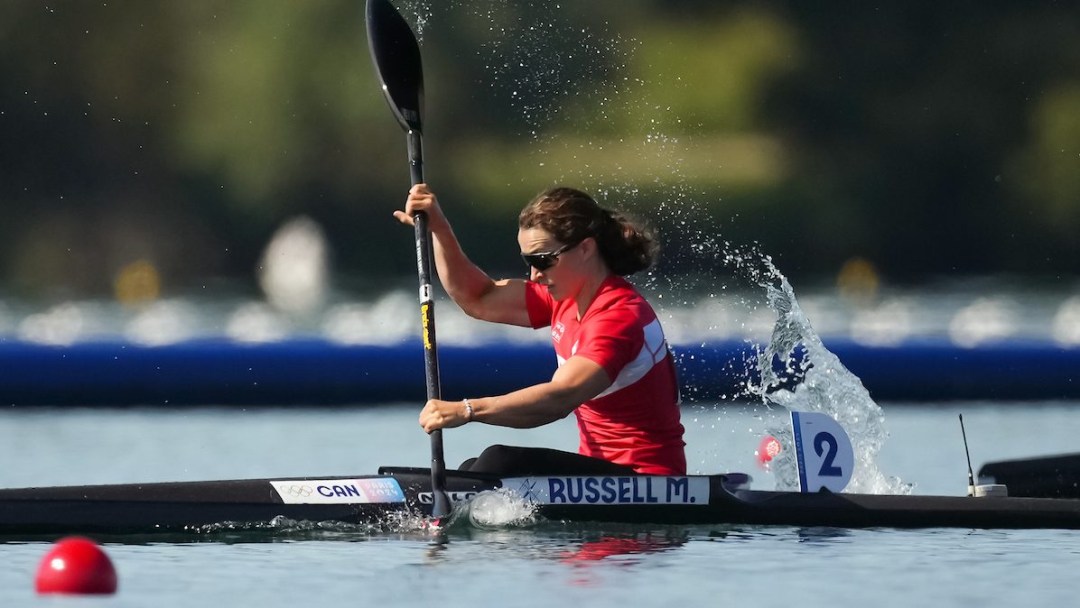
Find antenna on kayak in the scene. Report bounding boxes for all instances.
[959,414,976,497]
[959,414,1010,498]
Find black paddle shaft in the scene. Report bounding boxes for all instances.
[366,0,450,520]
[408,133,451,519]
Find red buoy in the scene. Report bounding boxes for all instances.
[35,536,117,595]
[756,435,782,468]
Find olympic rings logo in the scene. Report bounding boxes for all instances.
[278,484,314,498]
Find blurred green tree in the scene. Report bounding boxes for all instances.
[1,0,1076,298]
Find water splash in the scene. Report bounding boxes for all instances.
[748,259,911,495]
[190,510,434,537]
[395,0,434,40]
[460,488,538,529]
[475,4,631,140]
[397,0,633,141]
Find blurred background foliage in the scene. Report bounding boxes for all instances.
[1,0,1077,300]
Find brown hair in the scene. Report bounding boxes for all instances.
[518,187,658,276]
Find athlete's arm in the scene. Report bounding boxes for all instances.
[419,356,611,431]
[395,183,532,327]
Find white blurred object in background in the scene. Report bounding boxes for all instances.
[850,298,914,346]
[1052,296,1080,346]
[257,216,330,316]
[226,302,290,343]
[18,303,87,345]
[948,297,1017,347]
[125,299,199,346]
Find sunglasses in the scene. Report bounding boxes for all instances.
[521,241,579,271]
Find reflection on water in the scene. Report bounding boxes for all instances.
[557,531,687,564]
[792,527,853,544]
[447,524,692,565]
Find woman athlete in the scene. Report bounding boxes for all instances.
[396,184,685,476]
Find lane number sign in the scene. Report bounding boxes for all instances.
[791,411,854,493]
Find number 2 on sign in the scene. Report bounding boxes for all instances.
[814,432,843,477]
[791,410,853,493]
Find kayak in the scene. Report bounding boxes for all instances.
[4,466,1080,537]
[979,453,1080,499]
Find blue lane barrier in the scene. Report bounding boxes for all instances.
[0,338,1077,406]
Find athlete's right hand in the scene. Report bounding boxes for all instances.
[419,398,469,433]
[394,183,449,233]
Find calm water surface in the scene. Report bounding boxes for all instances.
[2,403,1079,606]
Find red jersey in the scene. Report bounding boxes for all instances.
[524,276,686,475]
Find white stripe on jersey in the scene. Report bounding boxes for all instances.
[555,318,669,399]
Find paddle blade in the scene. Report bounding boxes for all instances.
[365,0,424,133]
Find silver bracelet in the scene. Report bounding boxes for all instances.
[462,398,474,422]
